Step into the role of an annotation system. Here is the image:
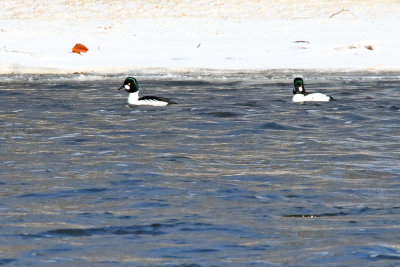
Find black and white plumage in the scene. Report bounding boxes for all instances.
[293,77,334,103]
[118,77,176,106]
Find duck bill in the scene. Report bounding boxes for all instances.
[118,85,125,90]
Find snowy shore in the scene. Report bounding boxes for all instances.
[1,0,400,74]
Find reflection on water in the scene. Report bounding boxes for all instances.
[1,71,400,266]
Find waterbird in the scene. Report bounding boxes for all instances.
[292,77,334,103]
[118,77,176,106]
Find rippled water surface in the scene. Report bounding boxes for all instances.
[1,71,400,266]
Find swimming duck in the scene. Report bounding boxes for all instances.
[293,77,334,103]
[118,77,176,106]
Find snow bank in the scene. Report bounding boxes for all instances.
[1,0,399,74]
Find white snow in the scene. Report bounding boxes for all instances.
[1,0,400,74]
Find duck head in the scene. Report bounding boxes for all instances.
[118,77,139,93]
[293,77,305,95]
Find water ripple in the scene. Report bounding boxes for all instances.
[39,224,166,237]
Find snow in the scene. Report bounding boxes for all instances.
[1,0,400,74]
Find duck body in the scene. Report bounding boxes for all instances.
[118,77,176,106]
[292,77,334,103]
[293,92,334,103]
[127,92,173,106]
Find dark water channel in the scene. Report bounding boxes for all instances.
[1,72,399,266]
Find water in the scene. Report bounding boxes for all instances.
[1,71,400,266]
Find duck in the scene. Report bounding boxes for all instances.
[292,77,334,103]
[118,77,176,106]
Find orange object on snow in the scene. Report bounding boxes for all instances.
[72,43,89,54]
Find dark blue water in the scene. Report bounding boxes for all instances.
[1,71,400,266]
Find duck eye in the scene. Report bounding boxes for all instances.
[128,83,131,85]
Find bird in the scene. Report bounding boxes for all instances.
[118,77,176,106]
[292,77,334,103]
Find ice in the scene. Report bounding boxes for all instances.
[1,0,400,74]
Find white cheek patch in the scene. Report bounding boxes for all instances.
[124,85,130,90]
[298,86,303,92]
